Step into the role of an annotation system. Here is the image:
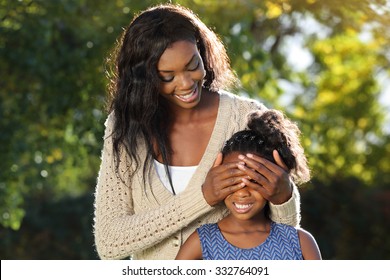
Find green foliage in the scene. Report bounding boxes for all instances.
[0,0,154,230]
[0,193,98,259]
[1,0,389,259]
[294,33,388,183]
[1,0,105,229]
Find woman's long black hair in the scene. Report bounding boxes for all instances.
[105,4,238,191]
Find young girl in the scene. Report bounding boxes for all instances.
[175,109,321,260]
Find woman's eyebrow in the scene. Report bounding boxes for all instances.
[158,55,197,73]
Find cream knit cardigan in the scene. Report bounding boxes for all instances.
[93,91,301,260]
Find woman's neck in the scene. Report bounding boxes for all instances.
[169,89,218,124]
[154,89,219,166]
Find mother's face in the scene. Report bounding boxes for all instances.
[157,40,206,110]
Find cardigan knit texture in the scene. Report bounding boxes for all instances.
[93,91,301,260]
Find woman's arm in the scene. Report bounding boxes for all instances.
[93,115,213,259]
[175,231,203,260]
[297,228,322,260]
[268,184,301,227]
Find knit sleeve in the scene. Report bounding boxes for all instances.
[93,114,213,260]
[268,183,301,227]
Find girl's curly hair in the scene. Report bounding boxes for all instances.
[222,109,310,185]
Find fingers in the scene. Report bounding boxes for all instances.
[219,173,246,188]
[213,152,223,167]
[241,177,270,199]
[219,181,246,197]
[211,163,247,194]
[239,153,284,180]
[237,153,292,204]
[237,162,268,188]
[202,178,245,206]
[272,150,288,171]
[213,161,246,180]
[202,160,247,206]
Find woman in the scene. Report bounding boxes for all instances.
[93,3,300,260]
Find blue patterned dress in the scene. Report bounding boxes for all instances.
[197,222,303,260]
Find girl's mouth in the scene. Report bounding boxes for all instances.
[233,202,254,214]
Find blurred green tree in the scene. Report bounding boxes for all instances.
[0,0,156,230]
[1,0,389,259]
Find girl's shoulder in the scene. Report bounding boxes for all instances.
[296,227,317,242]
[296,227,322,260]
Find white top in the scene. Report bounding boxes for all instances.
[153,159,198,194]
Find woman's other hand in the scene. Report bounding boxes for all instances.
[202,153,246,206]
[237,150,292,205]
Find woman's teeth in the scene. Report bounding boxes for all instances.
[175,88,197,102]
[181,91,194,99]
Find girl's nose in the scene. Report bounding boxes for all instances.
[234,186,251,198]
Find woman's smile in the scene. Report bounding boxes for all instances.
[174,86,199,103]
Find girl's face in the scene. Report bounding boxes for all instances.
[223,152,268,220]
[157,40,206,109]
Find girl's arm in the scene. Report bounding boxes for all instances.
[297,228,322,260]
[175,231,203,260]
